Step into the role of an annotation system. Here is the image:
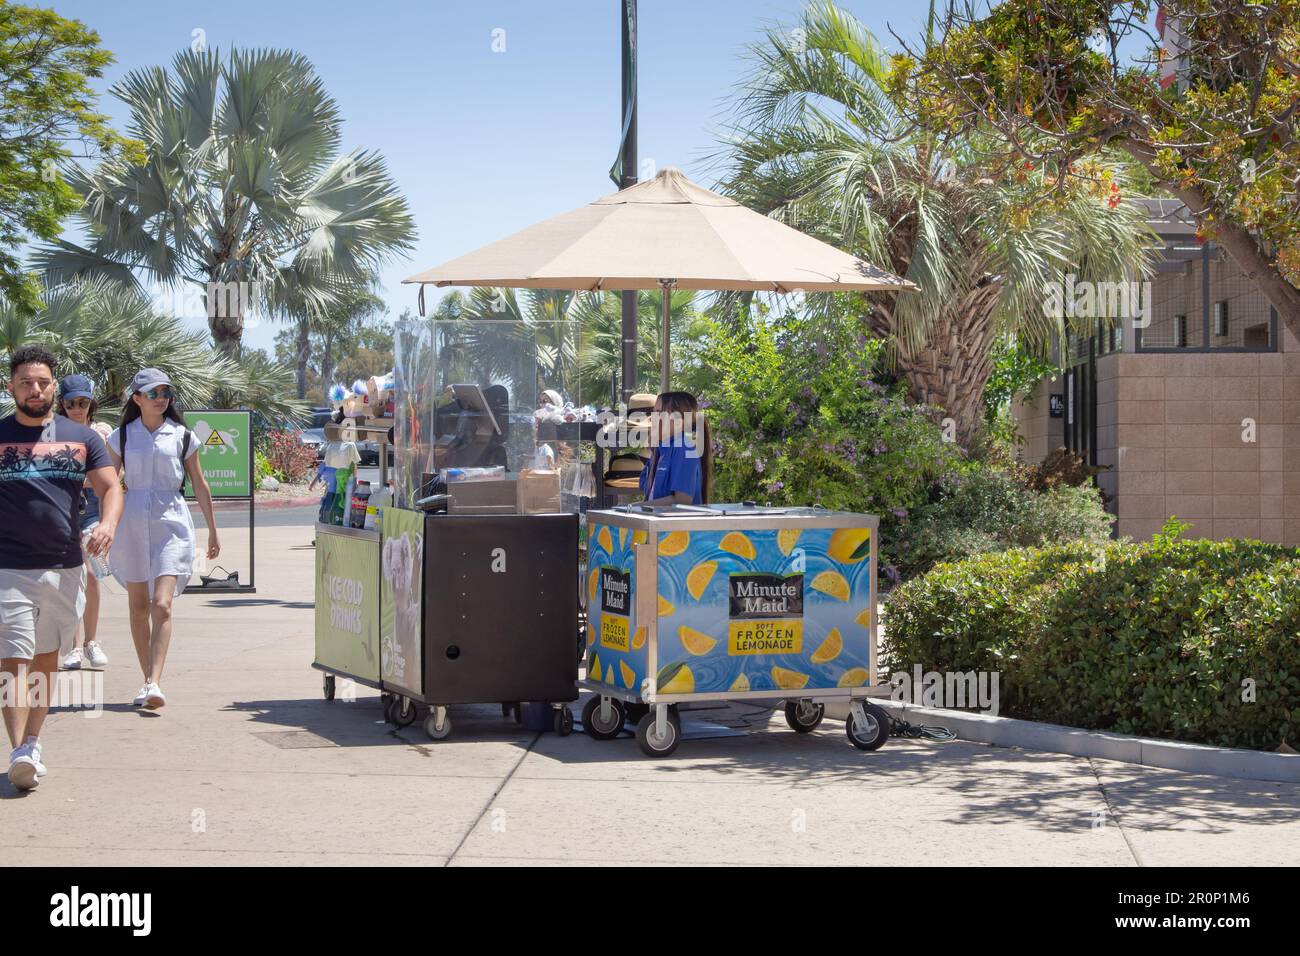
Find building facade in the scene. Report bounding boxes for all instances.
[1014,200,1300,546]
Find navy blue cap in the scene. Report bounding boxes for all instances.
[59,374,95,401]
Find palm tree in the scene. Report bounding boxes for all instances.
[716,3,1154,446]
[428,286,703,407]
[569,288,702,403]
[0,277,307,423]
[33,47,415,357]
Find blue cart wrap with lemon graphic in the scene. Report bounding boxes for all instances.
[581,507,890,758]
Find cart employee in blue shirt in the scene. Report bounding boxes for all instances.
[640,391,712,505]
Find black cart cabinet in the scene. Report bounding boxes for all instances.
[421,511,578,706]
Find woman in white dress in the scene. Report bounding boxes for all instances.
[106,368,220,710]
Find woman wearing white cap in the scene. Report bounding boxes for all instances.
[106,368,220,710]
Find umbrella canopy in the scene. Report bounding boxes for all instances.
[404,167,915,388]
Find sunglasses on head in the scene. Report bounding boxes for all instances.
[142,386,172,401]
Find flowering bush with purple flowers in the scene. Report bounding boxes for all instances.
[698,308,966,582]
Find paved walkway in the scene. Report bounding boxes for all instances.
[4,514,1297,865]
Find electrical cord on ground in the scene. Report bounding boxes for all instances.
[888,715,957,740]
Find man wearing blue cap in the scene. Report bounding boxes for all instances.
[1,345,123,791]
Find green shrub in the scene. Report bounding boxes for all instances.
[884,543,1101,677]
[889,469,1114,580]
[700,306,968,581]
[885,526,1300,750]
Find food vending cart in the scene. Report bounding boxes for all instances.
[581,503,890,757]
[313,317,585,740]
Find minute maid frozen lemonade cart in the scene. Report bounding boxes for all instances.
[582,503,890,757]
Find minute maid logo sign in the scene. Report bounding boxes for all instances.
[728,573,804,655]
[599,567,631,651]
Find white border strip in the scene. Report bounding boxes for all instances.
[825,700,1300,784]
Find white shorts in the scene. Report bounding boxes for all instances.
[0,568,87,660]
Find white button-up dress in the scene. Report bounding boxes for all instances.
[106,419,198,598]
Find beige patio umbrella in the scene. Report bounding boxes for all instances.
[404,167,915,391]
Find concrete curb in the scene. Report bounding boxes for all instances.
[824,700,1300,784]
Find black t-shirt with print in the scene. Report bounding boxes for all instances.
[0,414,113,569]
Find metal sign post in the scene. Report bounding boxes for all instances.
[182,408,256,593]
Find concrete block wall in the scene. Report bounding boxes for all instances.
[1096,327,1300,545]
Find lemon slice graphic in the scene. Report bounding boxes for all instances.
[658,594,674,617]
[658,662,694,695]
[855,607,872,628]
[811,570,850,602]
[595,525,613,555]
[658,531,690,556]
[633,529,649,546]
[837,667,869,687]
[686,561,718,600]
[631,626,647,650]
[620,660,636,689]
[589,653,602,683]
[729,672,750,692]
[771,666,810,690]
[587,568,600,604]
[719,531,756,560]
[618,527,628,550]
[777,528,802,556]
[678,626,717,656]
[828,528,871,564]
[605,661,617,684]
[810,627,843,664]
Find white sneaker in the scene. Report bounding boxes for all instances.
[62,647,84,670]
[144,682,166,710]
[84,642,108,667]
[133,683,151,707]
[8,745,38,790]
[27,739,45,777]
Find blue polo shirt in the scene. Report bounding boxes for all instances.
[640,443,703,505]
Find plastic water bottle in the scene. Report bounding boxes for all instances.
[82,532,113,580]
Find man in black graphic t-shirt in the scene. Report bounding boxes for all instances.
[1,344,122,791]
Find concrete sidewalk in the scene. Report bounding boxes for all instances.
[4,519,1298,866]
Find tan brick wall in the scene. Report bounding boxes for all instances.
[1011,374,1061,463]
[1109,346,1300,546]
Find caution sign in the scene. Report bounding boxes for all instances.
[183,409,252,498]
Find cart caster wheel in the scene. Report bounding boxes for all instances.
[382,695,397,724]
[581,696,625,740]
[624,702,649,727]
[635,711,681,758]
[425,708,452,740]
[392,697,418,729]
[846,703,890,751]
[323,674,335,701]
[784,700,824,733]
[554,707,574,736]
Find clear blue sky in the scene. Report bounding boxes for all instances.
[52,0,935,354]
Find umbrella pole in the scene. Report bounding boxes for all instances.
[659,277,675,393]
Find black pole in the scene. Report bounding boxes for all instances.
[619,0,638,406]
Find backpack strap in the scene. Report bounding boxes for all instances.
[120,420,128,491]
[178,427,191,493]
